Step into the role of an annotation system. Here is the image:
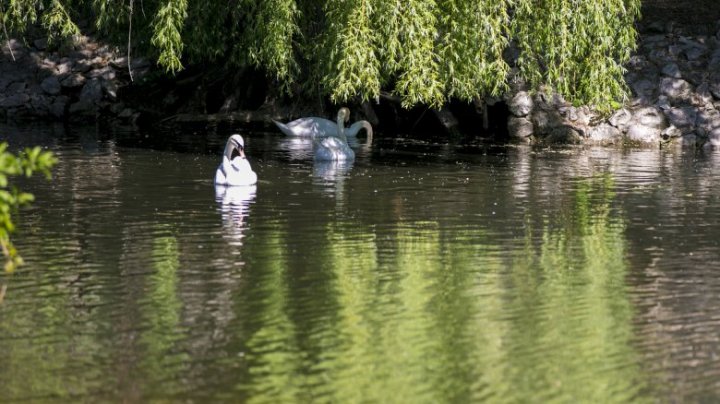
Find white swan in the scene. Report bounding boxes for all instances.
[215,134,258,186]
[313,135,354,161]
[273,107,373,141]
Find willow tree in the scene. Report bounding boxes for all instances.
[1,0,640,110]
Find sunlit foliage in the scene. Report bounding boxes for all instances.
[1,0,640,109]
[512,0,640,110]
[0,143,56,272]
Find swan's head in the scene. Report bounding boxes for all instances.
[337,107,350,124]
[224,134,247,160]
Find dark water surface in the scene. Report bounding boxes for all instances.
[1,124,720,402]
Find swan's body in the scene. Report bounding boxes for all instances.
[215,134,258,186]
[273,107,373,142]
[273,116,340,138]
[310,108,355,161]
[313,136,355,161]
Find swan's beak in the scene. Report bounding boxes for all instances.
[230,140,246,160]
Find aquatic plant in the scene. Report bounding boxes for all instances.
[0,143,57,273]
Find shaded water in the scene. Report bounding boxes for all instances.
[1,124,720,402]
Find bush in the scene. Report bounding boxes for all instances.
[0,143,57,273]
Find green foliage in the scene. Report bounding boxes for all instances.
[0,143,57,273]
[150,0,188,73]
[512,0,640,111]
[241,0,300,88]
[41,0,80,41]
[319,0,381,104]
[1,0,77,49]
[389,0,445,108]
[2,0,641,110]
[437,0,511,101]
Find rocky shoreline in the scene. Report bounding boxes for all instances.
[2,22,720,148]
[506,22,720,147]
[0,33,151,124]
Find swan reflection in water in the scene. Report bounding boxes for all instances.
[313,160,353,206]
[313,160,354,181]
[277,136,314,161]
[215,184,257,246]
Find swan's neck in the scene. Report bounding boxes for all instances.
[361,121,373,147]
[336,114,348,142]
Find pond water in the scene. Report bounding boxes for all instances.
[2,123,720,402]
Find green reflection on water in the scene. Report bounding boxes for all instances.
[138,232,189,395]
[0,172,650,402]
[0,236,105,400]
[238,174,647,403]
[500,174,646,403]
[237,223,306,403]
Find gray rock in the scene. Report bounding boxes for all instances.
[70,49,93,59]
[109,56,128,70]
[130,57,151,69]
[6,39,22,50]
[664,107,697,128]
[29,94,51,116]
[681,133,702,148]
[661,63,682,78]
[660,77,693,101]
[7,82,27,93]
[633,106,667,129]
[661,125,682,140]
[0,93,30,108]
[33,38,48,51]
[656,95,672,110]
[627,55,649,71]
[609,108,633,131]
[678,37,708,61]
[626,124,661,144]
[696,109,720,130]
[508,91,533,117]
[50,96,68,118]
[87,66,116,80]
[685,46,708,61]
[709,49,720,69]
[40,76,62,95]
[55,61,72,75]
[631,78,656,98]
[588,124,622,143]
[545,126,583,144]
[102,79,118,99]
[507,116,534,140]
[694,82,714,106]
[61,73,86,88]
[648,48,671,64]
[79,79,103,105]
[41,58,56,70]
[69,100,96,114]
[118,108,134,118]
[669,44,684,59]
[709,76,720,99]
[72,59,93,73]
[707,128,720,146]
[90,57,106,69]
